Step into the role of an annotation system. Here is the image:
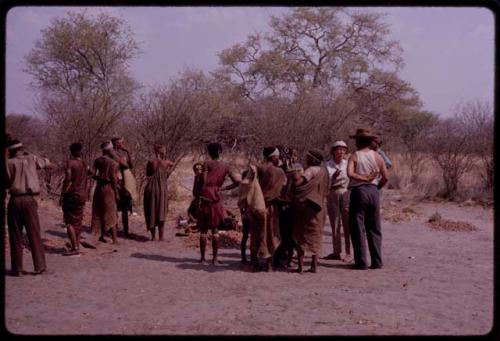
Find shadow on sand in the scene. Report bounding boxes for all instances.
[129,252,253,273]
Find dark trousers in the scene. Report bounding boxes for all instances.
[7,195,47,273]
[349,185,382,268]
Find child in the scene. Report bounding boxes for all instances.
[186,163,204,231]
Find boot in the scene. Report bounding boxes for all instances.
[150,228,156,241]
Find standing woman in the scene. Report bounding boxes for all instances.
[290,149,330,273]
[143,144,174,241]
[198,142,241,265]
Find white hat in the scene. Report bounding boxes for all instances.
[331,140,348,149]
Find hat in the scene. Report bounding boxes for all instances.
[263,146,279,158]
[331,140,348,150]
[349,128,378,139]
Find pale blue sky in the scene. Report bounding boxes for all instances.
[5,6,495,117]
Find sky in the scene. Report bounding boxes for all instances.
[5,6,495,118]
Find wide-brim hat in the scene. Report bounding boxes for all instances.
[349,128,378,139]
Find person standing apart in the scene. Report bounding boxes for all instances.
[324,140,352,262]
[347,128,388,270]
[6,139,52,275]
[91,141,120,245]
[290,149,329,273]
[143,144,174,241]
[197,143,240,265]
[60,142,90,255]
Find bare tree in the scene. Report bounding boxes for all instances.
[455,100,493,190]
[394,110,438,183]
[24,11,141,165]
[426,109,476,199]
[130,69,229,185]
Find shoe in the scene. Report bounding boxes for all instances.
[342,255,354,263]
[323,253,342,260]
[33,268,46,275]
[352,264,368,270]
[369,264,383,269]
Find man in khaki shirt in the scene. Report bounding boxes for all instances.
[6,140,52,276]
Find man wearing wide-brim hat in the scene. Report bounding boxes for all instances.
[347,128,388,270]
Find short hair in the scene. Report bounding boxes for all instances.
[111,136,123,144]
[154,143,166,153]
[262,146,277,159]
[356,137,373,149]
[307,149,324,166]
[207,142,222,159]
[70,142,83,155]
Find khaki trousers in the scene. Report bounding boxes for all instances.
[7,195,47,273]
[326,189,351,256]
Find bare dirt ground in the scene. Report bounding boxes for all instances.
[4,185,494,336]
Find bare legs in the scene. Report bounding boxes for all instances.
[293,247,318,273]
[65,225,80,255]
[199,229,221,265]
[199,234,207,263]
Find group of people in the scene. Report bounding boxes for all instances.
[187,127,389,273]
[4,127,389,276]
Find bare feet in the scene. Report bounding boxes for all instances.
[342,255,354,263]
[212,258,222,265]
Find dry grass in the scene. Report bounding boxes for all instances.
[381,203,420,223]
[389,152,491,203]
[425,219,478,232]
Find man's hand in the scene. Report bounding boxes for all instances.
[365,171,378,182]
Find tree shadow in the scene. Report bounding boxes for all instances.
[45,229,67,238]
[129,252,196,263]
[129,252,251,273]
[319,262,355,269]
[117,231,150,242]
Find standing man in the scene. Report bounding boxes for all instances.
[6,140,52,275]
[110,136,136,238]
[91,141,120,245]
[198,142,241,265]
[371,137,393,170]
[290,149,330,273]
[60,142,90,255]
[255,146,287,271]
[347,128,388,270]
[324,140,352,262]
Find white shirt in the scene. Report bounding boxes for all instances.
[325,158,349,189]
[348,150,380,188]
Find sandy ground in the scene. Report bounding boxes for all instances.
[4,188,494,336]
